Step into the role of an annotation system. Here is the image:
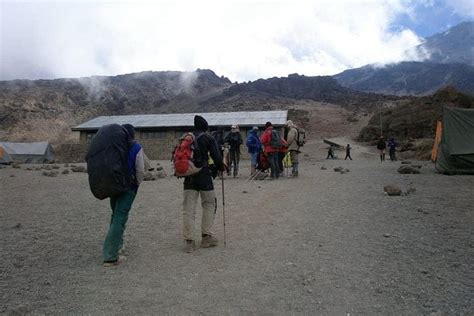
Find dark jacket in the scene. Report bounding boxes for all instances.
[225,131,243,152]
[184,131,223,191]
[377,139,386,150]
[246,130,261,154]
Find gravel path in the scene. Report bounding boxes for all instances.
[1,140,473,314]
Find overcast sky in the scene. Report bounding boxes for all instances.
[0,0,473,82]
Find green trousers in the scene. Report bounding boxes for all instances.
[103,190,136,262]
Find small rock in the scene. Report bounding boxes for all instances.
[35,167,42,171]
[420,269,429,275]
[407,186,416,194]
[383,185,402,196]
[148,168,155,171]
[64,163,69,167]
[62,169,70,174]
[43,165,52,170]
[344,169,350,172]
[334,167,343,172]
[321,166,327,170]
[383,233,391,238]
[10,174,15,177]
[340,170,346,174]
[26,167,33,171]
[51,165,60,169]
[12,163,21,169]
[242,190,248,194]
[157,166,163,171]
[13,223,22,229]
[398,165,420,174]
[42,171,59,177]
[71,166,86,173]
[307,289,313,294]
[412,164,422,169]
[401,161,412,164]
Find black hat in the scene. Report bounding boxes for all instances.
[194,115,208,131]
[122,124,135,139]
[265,121,272,128]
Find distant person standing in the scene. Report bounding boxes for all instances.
[345,144,352,160]
[225,125,243,177]
[326,145,335,159]
[285,120,300,176]
[377,136,387,162]
[246,126,261,176]
[388,137,397,161]
[260,121,280,179]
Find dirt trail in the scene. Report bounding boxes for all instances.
[1,138,473,314]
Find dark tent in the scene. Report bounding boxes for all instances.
[436,107,474,175]
[0,142,55,164]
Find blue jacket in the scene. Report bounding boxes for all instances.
[128,142,142,192]
[246,130,261,154]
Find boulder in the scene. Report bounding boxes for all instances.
[398,165,421,174]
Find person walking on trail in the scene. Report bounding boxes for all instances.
[388,137,397,161]
[326,145,335,159]
[182,115,225,253]
[246,126,261,176]
[103,124,146,267]
[260,121,280,179]
[377,136,387,162]
[345,144,353,160]
[224,124,243,177]
[285,120,300,177]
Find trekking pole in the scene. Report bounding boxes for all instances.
[221,173,227,247]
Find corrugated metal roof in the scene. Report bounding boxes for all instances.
[0,142,51,155]
[72,110,288,130]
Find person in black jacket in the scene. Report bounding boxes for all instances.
[224,124,243,177]
[183,115,225,253]
[376,136,387,162]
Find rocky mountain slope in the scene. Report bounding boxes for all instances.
[334,21,474,96]
[0,70,404,144]
[333,62,474,96]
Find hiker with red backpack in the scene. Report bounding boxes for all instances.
[176,115,226,253]
[260,121,281,179]
[86,123,146,267]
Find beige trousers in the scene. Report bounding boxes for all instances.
[182,190,217,240]
[290,150,299,163]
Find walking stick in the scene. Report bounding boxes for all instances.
[221,173,227,247]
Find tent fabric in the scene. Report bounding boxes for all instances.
[0,142,55,163]
[436,107,474,175]
[0,145,12,164]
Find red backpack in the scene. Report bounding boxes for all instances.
[173,132,204,177]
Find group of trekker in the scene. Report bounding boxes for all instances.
[213,120,303,180]
[88,116,304,266]
[377,136,398,162]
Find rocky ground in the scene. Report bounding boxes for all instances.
[1,139,473,315]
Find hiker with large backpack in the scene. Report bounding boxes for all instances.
[260,121,281,179]
[285,120,302,177]
[86,123,146,267]
[224,124,243,177]
[178,115,226,253]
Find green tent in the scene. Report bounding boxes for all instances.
[436,107,474,175]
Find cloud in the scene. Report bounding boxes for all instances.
[444,0,474,17]
[0,0,427,82]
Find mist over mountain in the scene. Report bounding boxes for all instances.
[334,21,474,96]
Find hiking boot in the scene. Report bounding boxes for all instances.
[184,240,196,253]
[103,260,119,267]
[201,235,218,248]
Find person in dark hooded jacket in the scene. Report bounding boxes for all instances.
[103,124,146,267]
[182,116,225,253]
[224,124,243,177]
